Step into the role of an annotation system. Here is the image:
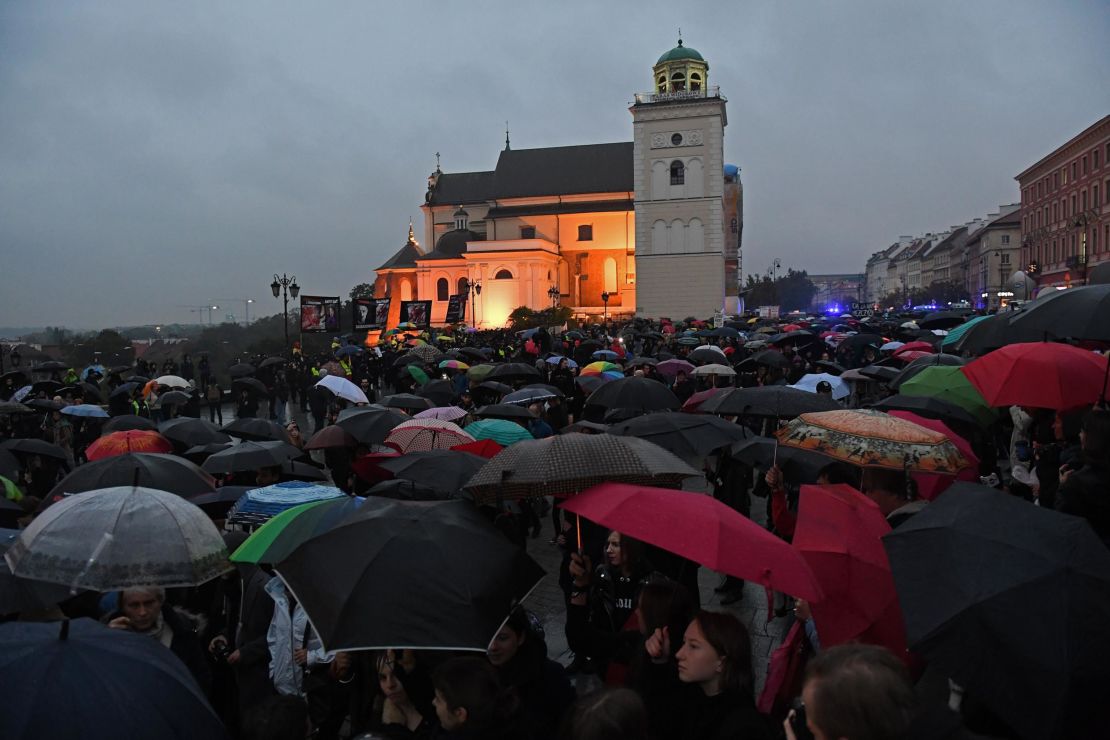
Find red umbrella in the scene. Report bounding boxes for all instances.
[350,451,400,486]
[961,342,1109,410]
[888,411,979,501]
[792,484,906,657]
[561,483,823,602]
[681,387,727,413]
[893,341,935,356]
[450,439,504,459]
[892,350,934,363]
[86,430,173,460]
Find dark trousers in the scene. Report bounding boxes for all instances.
[208,401,223,425]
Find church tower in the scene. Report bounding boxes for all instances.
[631,37,729,318]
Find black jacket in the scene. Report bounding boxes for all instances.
[1056,461,1110,548]
[642,663,771,740]
[104,605,211,696]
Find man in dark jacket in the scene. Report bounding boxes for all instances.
[1056,409,1110,549]
[308,371,332,433]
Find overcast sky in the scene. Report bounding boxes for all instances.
[2,0,1107,328]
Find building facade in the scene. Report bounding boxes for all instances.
[1017,115,1110,291]
[964,205,1021,310]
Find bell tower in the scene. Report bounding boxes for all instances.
[631,37,728,319]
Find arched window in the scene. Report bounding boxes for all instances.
[657,75,667,94]
[670,160,685,186]
[436,277,449,302]
[457,277,469,296]
[689,72,702,92]
[400,279,413,302]
[603,257,618,294]
[494,269,514,280]
[670,72,686,92]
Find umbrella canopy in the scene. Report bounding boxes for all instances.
[680,387,728,413]
[414,405,469,422]
[656,358,696,377]
[466,364,496,381]
[474,403,534,421]
[85,430,173,461]
[701,386,840,418]
[227,363,255,378]
[869,394,982,430]
[883,484,1110,739]
[886,411,979,501]
[230,497,363,565]
[585,377,680,412]
[201,440,303,474]
[417,378,456,406]
[1,438,68,461]
[378,450,487,494]
[776,409,971,475]
[889,353,965,389]
[157,390,192,406]
[225,481,345,528]
[407,344,446,364]
[464,433,700,504]
[544,355,578,368]
[939,314,990,349]
[366,479,446,501]
[231,377,269,397]
[1007,283,1110,341]
[464,418,534,446]
[0,619,227,740]
[689,346,729,364]
[580,361,622,376]
[895,366,995,426]
[561,483,822,602]
[487,363,541,381]
[108,382,140,399]
[304,424,356,450]
[6,485,229,589]
[158,418,230,448]
[789,373,850,401]
[335,407,409,444]
[275,498,545,652]
[961,342,1109,409]
[381,393,434,412]
[918,311,968,330]
[384,419,474,453]
[315,375,370,404]
[503,387,561,405]
[220,417,291,443]
[591,350,621,362]
[476,380,512,396]
[438,359,469,371]
[258,356,286,368]
[608,411,750,464]
[0,401,32,415]
[153,375,190,389]
[0,528,85,615]
[60,404,109,419]
[26,399,65,412]
[450,438,504,459]
[793,484,904,651]
[691,363,736,377]
[45,453,215,504]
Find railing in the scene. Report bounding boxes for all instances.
[633,86,723,104]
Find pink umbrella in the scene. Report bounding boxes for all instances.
[888,410,979,500]
[414,406,468,423]
[656,359,696,378]
[384,419,474,454]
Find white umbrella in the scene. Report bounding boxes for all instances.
[154,375,190,389]
[315,374,370,404]
[691,363,737,377]
[900,322,919,330]
[881,341,905,352]
[5,486,230,590]
[789,373,851,401]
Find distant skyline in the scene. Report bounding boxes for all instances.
[2,0,1107,327]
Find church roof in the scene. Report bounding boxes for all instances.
[657,42,705,64]
[423,228,482,260]
[375,240,423,271]
[426,142,633,204]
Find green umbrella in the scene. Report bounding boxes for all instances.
[941,315,990,349]
[466,364,496,382]
[899,366,996,426]
[406,365,430,387]
[230,497,362,565]
[464,418,535,446]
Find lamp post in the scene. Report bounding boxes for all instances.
[271,273,300,353]
[462,278,482,328]
[547,284,560,309]
[601,291,611,323]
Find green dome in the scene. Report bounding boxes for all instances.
[657,42,704,64]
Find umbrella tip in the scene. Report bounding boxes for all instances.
[60,619,70,641]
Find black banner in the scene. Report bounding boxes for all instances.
[300,296,341,333]
[353,298,375,330]
[399,300,432,329]
[445,294,465,323]
[374,298,391,327]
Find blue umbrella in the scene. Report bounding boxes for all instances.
[60,404,109,419]
[544,355,578,368]
[11,386,31,403]
[591,350,621,362]
[81,365,106,381]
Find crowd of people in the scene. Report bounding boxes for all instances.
[1,299,1108,739]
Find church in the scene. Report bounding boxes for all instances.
[372,39,743,328]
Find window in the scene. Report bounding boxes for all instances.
[577,224,593,241]
[1072,162,1077,181]
[1106,179,1110,204]
[436,278,449,302]
[520,226,536,239]
[689,72,702,91]
[1001,235,1010,245]
[1082,190,1088,211]
[1082,156,1088,175]
[670,160,685,185]
[457,277,469,296]
[656,74,667,94]
[1000,253,1010,264]
[1094,184,1100,209]
[1071,194,1077,217]
[1054,171,1060,189]
[400,279,413,302]
[603,257,617,294]
[494,269,513,280]
[671,133,683,146]
[669,72,685,92]
[1095,149,1101,169]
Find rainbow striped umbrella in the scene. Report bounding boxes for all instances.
[581,361,622,376]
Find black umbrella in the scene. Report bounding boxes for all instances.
[857,365,900,383]
[476,381,512,396]
[232,377,269,397]
[186,485,251,518]
[31,361,67,372]
[869,394,981,429]
[0,619,226,739]
[918,311,968,330]
[30,380,63,396]
[202,440,303,474]
[487,363,542,381]
[275,498,545,652]
[183,442,233,459]
[1,370,29,385]
[770,329,818,347]
[366,479,447,501]
[1,438,68,460]
[813,360,846,376]
[708,327,741,338]
[124,375,150,384]
[700,386,840,418]
[78,382,102,402]
[625,356,660,367]
[258,356,286,368]
[417,379,456,406]
[378,450,487,493]
[728,436,829,483]
[502,387,561,405]
[282,460,327,482]
[456,347,487,362]
[688,346,729,364]
[158,390,192,406]
[740,349,790,370]
[335,407,408,444]
[474,403,535,421]
[103,414,156,432]
[883,484,1110,740]
[392,353,425,368]
[1008,283,1110,341]
[108,365,132,375]
[949,312,1041,356]
[109,382,140,399]
[158,418,231,448]
[26,399,65,412]
[0,529,84,615]
[45,453,215,503]
[0,401,31,415]
[220,417,290,443]
[585,377,680,412]
[608,411,750,463]
[381,394,433,412]
[228,363,256,378]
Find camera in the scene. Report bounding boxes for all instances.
[790,696,815,740]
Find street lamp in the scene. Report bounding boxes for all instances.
[271,273,300,352]
[461,278,481,327]
[547,284,560,309]
[601,291,611,323]
[208,305,219,325]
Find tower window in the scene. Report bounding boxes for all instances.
[670,72,686,92]
[689,72,701,91]
[578,225,593,241]
[670,160,685,186]
[436,278,449,302]
[520,226,536,239]
[657,75,667,94]
[494,269,514,280]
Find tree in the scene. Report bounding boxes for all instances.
[349,283,375,301]
[776,269,817,313]
[507,306,572,331]
[66,329,132,368]
[742,274,776,307]
[925,280,969,305]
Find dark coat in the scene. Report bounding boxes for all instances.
[643,664,771,740]
[103,605,211,696]
[1056,461,1110,548]
[498,648,575,739]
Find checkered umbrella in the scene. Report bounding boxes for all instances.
[407,344,446,364]
[464,433,700,505]
[384,419,474,454]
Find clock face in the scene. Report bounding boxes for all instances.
[671,133,683,146]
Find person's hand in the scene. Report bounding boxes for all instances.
[569,552,592,589]
[644,626,670,661]
[1059,464,1073,485]
[332,651,352,680]
[293,648,308,666]
[765,465,783,489]
[107,616,132,631]
[793,599,812,621]
[208,635,228,654]
[226,649,241,665]
[783,710,799,740]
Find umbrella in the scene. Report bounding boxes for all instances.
[158,418,231,448]
[384,418,474,453]
[776,409,971,475]
[544,355,578,369]
[26,399,65,412]
[382,393,433,412]
[591,350,622,362]
[414,405,469,422]
[30,380,63,397]
[0,449,19,479]
[417,379,456,406]
[450,438,504,459]
[580,361,623,376]
[680,387,728,413]
[231,497,364,565]
[585,377,680,412]
[86,430,173,460]
[883,484,1110,739]
[44,453,215,504]
[691,363,736,377]
[108,382,139,399]
[476,380,512,396]
[738,349,790,371]
[6,485,229,589]
[0,619,227,740]
[77,382,103,403]
[789,373,850,401]
[231,377,269,397]
[857,365,900,383]
[793,484,905,653]
[59,404,109,419]
[464,418,535,446]
[870,394,982,430]
[701,386,840,418]
[304,424,356,450]
[379,450,488,493]
[220,417,291,443]
[227,363,255,378]
[464,433,700,504]
[889,353,966,389]
[0,529,84,615]
[225,481,345,528]
[918,311,968,330]
[575,375,614,393]
[474,403,535,421]
[561,483,822,602]
[939,315,991,349]
[0,401,32,415]
[880,341,905,352]
[689,346,728,364]
[31,361,67,372]
[886,411,979,501]
[334,345,362,358]
[609,411,750,464]
[466,364,496,381]
[1,438,68,461]
[487,363,542,381]
[408,344,446,364]
[154,375,190,389]
[157,391,192,406]
[728,436,830,483]
[438,359,469,371]
[365,479,446,501]
[124,375,150,385]
[947,312,1038,356]
[458,347,488,362]
[675,336,701,346]
[656,358,695,377]
[103,414,156,432]
[896,366,995,426]
[201,440,303,474]
[813,361,846,376]
[502,387,560,405]
[626,356,659,367]
[315,374,369,404]
[393,353,425,368]
[276,498,544,652]
[1007,283,1110,341]
[258,356,286,368]
[961,342,1110,409]
[184,442,233,459]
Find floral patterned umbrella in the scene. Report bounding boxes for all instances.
[86,431,173,461]
[776,409,970,475]
[384,419,474,454]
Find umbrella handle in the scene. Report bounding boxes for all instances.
[576,512,582,553]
